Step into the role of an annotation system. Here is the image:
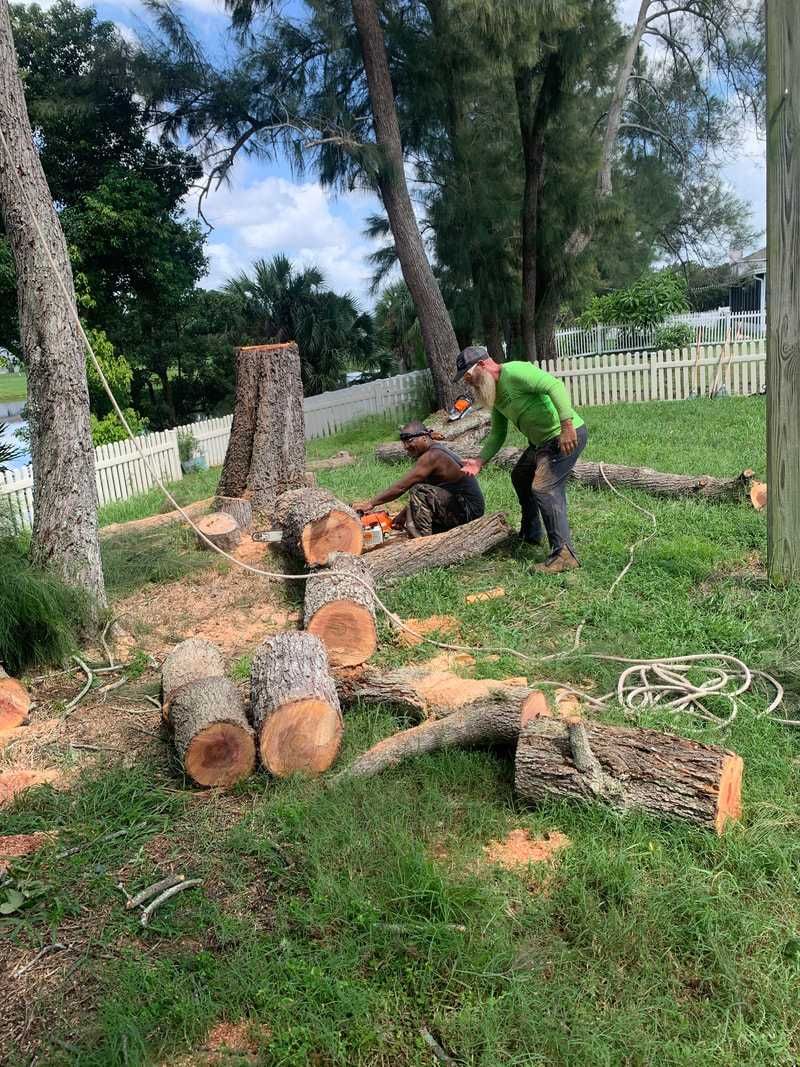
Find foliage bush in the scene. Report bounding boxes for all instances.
[579,270,690,330]
[90,408,148,446]
[0,524,89,674]
[177,430,199,463]
[653,323,695,351]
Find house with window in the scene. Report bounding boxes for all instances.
[729,247,766,316]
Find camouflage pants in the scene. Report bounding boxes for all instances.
[407,483,464,538]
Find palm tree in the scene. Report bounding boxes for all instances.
[0,422,22,473]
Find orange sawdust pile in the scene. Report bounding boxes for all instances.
[0,832,54,874]
[396,615,460,647]
[482,829,571,870]
[0,770,61,807]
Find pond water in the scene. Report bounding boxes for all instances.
[0,418,30,470]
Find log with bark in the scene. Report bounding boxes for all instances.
[374,408,492,464]
[214,496,253,532]
[275,487,363,566]
[195,512,242,552]
[365,512,512,583]
[306,451,356,471]
[304,553,377,667]
[161,638,226,721]
[250,632,343,777]
[0,665,30,731]
[335,693,743,833]
[217,342,306,520]
[170,676,256,787]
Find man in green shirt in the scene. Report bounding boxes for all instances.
[456,345,588,574]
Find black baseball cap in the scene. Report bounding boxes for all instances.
[453,345,489,382]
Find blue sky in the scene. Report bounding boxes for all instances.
[58,0,766,307]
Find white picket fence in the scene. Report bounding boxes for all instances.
[556,309,766,359]
[0,370,433,530]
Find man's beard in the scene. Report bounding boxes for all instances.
[471,367,496,410]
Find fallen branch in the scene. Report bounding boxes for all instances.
[64,656,94,714]
[140,878,202,927]
[11,942,68,979]
[126,873,186,910]
[420,1027,458,1066]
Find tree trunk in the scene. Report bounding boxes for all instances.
[374,408,492,464]
[567,462,759,502]
[365,512,513,583]
[515,716,742,834]
[0,664,30,731]
[170,676,256,788]
[217,346,261,497]
[0,3,106,613]
[250,632,343,777]
[217,343,306,521]
[276,487,363,566]
[304,553,377,667]
[351,0,460,410]
[195,512,242,552]
[335,694,743,833]
[161,637,226,721]
[214,495,253,531]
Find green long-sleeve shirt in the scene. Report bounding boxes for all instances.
[479,361,584,462]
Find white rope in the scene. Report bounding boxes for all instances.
[0,123,790,730]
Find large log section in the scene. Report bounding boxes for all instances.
[366,512,512,583]
[374,408,492,464]
[170,676,256,788]
[217,342,306,520]
[304,553,377,667]
[335,694,742,834]
[275,487,363,566]
[250,633,344,777]
[161,638,226,721]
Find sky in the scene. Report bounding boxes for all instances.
[41,0,767,306]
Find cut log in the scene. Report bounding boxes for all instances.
[170,676,256,787]
[214,496,253,532]
[275,487,363,566]
[306,450,355,471]
[304,553,377,667]
[568,462,759,503]
[161,638,226,721]
[217,342,306,520]
[514,716,743,834]
[365,512,512,583]
[0,665,30,731]
[250,632,343,777]
[334,693,743,833]
[375,408,492,464]
[195,512,241,552]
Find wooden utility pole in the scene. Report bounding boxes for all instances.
[767,2,800,582]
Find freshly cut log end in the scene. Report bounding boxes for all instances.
[250,632,343,776]
[276,488,363,566]
[304,553,377,667]
[0,667,30,731]
[195,512,241,552]
[161,638,226,721]
[214,496,253,531]
[170,677,255,788]
[715,754,743,833]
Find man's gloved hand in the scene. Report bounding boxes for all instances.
[559,419,578,455]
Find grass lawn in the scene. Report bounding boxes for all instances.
[4,394,800,1066]
[0,371,27,404]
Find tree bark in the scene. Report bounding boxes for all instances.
[170,676,256,788]
[304,553,377,667]
[213,496,253,531]
[374,408,492,464]
[0,1,106,612]
[194,512,241,552]
[566,462,759,502]
[250,632,343,777]
[161,637,226,721]
[276,487,363,566]
[350,0,460,410]
[217,343,306,521]
[365,512,513,583]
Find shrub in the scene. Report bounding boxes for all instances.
[579,270,690,330]
[177,430,199,464]
[653,323,694,351]
[0,529,89,674]
[90,408,148,446]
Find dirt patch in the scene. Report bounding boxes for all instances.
[700,551,766,594]
[482,829,571,871]
[162,1020,270,1067]
[396,615,460,648]
[0,832,55,874]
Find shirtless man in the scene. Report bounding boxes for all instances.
[353,420,485,537]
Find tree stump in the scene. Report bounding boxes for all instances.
[365,512,512,582]
[170,676,256,787]
[250,632,343,777]
[195,512,241,552]
[161,638,226,721]
[275,487,363,566]
[214,496,253,532]
[304,553,377,667]
[217,342,306,521]
[0,666,30,731]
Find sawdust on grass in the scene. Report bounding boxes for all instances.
[482,829,571,870]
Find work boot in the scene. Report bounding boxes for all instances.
[534,546,579,574]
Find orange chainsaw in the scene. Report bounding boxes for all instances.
[360,510,394,550]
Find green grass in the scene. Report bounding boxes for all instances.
[98,466,220,527]
[6,393,800,1065]
[0,371,27,403]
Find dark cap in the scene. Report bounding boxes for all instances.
[453,345,489,382]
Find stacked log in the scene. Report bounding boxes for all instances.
[161,638,226,721]
[374,408,492,465]
[365,512,512,582]
[304,553,377,667]
[170,676,256,788]
[194,512,242,552]
[250,632,343,777]
[275,487,363,566]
